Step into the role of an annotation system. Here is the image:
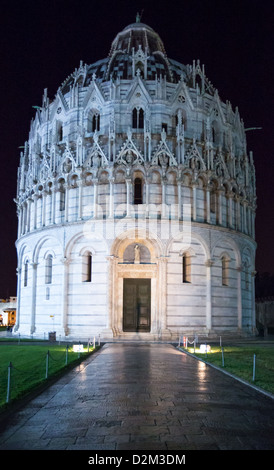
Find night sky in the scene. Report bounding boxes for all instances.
[0,0,273,298]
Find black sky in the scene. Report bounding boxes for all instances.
[0,0,273,297]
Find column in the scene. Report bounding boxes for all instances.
[237,266,242,331]
[236,197,240,231]
[93,179,98,218]
[17,206,22,238]
[42,191,47,227]
[177,179,182,219]
[77,180,83,220]
[22,203,27,234]
[159,256,169,336]
[14,267,22,332]
[192,184,197,221]
[103,255,115,337]
[206,187,210,223]
[33,194,38,229]
[108,178,114,218]
[30,262,38,334]
[218,189,223,225]
[60,257,70,336]
[51,186,56,225]
[145,179,150,217]
[228,193,233,228]
[64,184,69,222]
[243,201,247,233]
[125,178,131,217]
[162,179,167,218]
[205,259,213,331]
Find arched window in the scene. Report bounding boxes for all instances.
[182,253,191,283]
[82,252,92,282]
[134,177,143,204]
[92,112,100,132]
[222,256,229,286]
[24,260,29,287]
[132,108,144,130]
[210,191,216,213]
[59,191,65,211]
[45,255,53,284]
[56,121,63,142]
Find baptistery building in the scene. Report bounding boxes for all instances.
[14,19,257,340]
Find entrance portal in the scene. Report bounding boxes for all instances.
[123,279,151,332]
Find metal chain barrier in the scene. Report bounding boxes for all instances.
[1,341,97,406]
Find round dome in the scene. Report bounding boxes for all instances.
[14,20,257,342]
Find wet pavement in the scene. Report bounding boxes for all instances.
[0,342,274,450]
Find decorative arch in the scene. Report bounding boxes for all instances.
[33,235,63,265]
[111,228,163,262]
[211,235,241,268]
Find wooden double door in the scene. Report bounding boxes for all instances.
[123,278,151,332]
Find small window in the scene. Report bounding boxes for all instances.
[162,123,168,133]
[210,191,216,213]
[182,253,191,283]
[134,178,143,204]
[222,256,229,286]
[45,255,53,285]
[92,113,100,132]
[57,121,63,142]
[82,252,92,282]
[59,191,65,211]
[24,261,29,287]
[245,267,249,290]
[132,108,144,130]
[46,287,50,300]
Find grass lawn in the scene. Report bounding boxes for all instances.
[0,343,96,409]
[183,344,274,395]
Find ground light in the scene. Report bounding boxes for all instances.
[199,344,211,353]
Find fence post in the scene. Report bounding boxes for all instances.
[221,347,224,367]
[93,336,96,349]
[66,345,68,365]
[45,350,49,379]
[253,354,256,381]
[6,362,12,403]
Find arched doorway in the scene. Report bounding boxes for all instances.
[109,232,163,337]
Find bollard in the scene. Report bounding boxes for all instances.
[6,362,12,403]
[253,354,256,382]
[93,336,96,349]
[45,350,49,379]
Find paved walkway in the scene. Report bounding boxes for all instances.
[0,343,274,450]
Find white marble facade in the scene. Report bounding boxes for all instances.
[14,20,257,340]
